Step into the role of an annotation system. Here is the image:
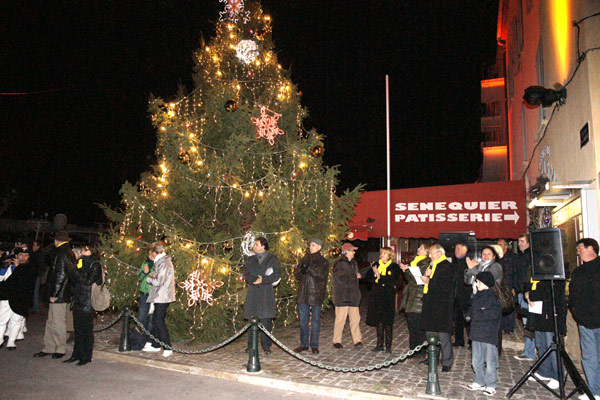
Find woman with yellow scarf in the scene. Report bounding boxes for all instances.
[364,247,401,353]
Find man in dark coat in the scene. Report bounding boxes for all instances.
[498,239,518,334]
[332,243,362,348]
[30,240,46,313]
[243,237,281,355]
[452,242,471,347]
[34,230,76,359]
[0,248,39,349]
[420,243,455,372]
[569,238,600,398]
[514,233,536,361]
[293,238,329,354]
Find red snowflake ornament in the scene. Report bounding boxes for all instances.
[251,106,285,145]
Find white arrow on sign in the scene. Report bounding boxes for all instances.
[504,211,520,224]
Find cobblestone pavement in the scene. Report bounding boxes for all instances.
[93,303,580,400]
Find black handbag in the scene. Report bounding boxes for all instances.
[494,276,515,315]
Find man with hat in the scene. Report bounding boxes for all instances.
[293,238,329,354]
[34,230,76,359]
[332,243,362,349]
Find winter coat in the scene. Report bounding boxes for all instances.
[294,252,329,306]
[244,252,281,319]
[516,248,532,293]
[69,255,103,313]
[0,262,38,317]
[364,261,401,326]
[147,254,176,304]
[137,259,154,294]
[500,251,519,292]
[569,257,600,329]
[332,256,361,307]
[526,279,567,334]
[400,256,430,314]
[467,288,502,346]
[47,243,75,303]
[420,259,454,332]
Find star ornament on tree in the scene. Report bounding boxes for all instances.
[219,0,250,23]
[178,270,224,307]
[251,106,285,145]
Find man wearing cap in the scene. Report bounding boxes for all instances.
[294,238,329,354]
[34,230,76,359]
[332,243,362,349]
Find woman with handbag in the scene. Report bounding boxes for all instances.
[64,242,102,366]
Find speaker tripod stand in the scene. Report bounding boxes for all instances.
[507,279,593,399]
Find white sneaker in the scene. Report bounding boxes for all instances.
[142,343,161,352]
[465,383,485,391]
[483,387,496,396]
[162,350,173,357]
[528,372,552,382]
[547,379,559,390]
[578,394,600,400]
[514,354,535,361]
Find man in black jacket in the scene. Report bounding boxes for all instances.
[34,231,76,359]
[498,239,518,334]
[514,233,536,361]
[452,242,470,347]
[569,238,600,399]
[293,238,329,354]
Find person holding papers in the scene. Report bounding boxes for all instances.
[399,242,431,355]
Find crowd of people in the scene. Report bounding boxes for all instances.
[1,231,599,400]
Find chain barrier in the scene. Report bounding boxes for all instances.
[128,311,251,354]
[258,323,428,373]
[93,309,127,332]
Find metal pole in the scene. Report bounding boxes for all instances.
[426,333,441,395]
[119,307,131,352]
[247,317,261,372]
[385,75,391,247]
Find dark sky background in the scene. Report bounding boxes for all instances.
[1,0,499,226]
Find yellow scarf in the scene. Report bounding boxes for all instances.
[530,276,540,291]
[410,255,426,267]
[376,259,392,283]
[77,259,83,269]
[423,255,447,294]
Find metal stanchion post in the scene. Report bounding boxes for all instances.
[425,333,441,395]
[246,317,261,373]
[119,307,131,352]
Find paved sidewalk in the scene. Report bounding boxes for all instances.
[93,304,573,400]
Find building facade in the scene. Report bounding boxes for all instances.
[489,0,600,363]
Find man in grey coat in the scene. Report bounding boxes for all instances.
[243,237,281,355]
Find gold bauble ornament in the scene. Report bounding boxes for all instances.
[310,145,324,157]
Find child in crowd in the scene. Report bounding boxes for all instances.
[464,271,502,396]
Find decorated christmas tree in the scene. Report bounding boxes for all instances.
[102,0,362,341]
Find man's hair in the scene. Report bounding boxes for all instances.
[255,237,269,251]
[518,233,529,243]
[150,241,166,254]
[429,243,445,254]
[455,241,469,251]
[576,238,599,255]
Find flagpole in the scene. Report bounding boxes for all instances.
[386,75,391,247]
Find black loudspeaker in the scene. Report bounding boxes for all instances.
[530,228,568,280]
[438,231,477,259]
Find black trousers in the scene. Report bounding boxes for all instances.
[72,309,94,362]
[406,312,426,350]
[452,298,467,345]
[151,303,172,349]
[247,318,272,350]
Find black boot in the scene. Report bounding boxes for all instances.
[384,324,393,353]
[372,323,384,351]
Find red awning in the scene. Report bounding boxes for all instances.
[349,180,527,239]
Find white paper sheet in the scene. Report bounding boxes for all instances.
[409,267,425,285]
[529,301,543,314]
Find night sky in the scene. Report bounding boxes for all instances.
[1,1,499,226]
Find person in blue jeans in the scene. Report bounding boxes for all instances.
[293,238,329,354]
[464,271,502,397]
[137,251,154,335]
[569,238,600,400]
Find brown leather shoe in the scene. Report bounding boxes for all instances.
[333,343,343,349]
[311,347,319,354]
[293,346,308,353]
[33,351,51,358]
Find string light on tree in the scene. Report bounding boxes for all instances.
[251,106,284,145]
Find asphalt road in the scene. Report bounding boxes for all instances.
[0,308,332,400]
